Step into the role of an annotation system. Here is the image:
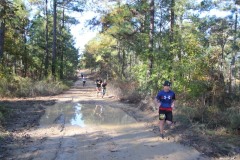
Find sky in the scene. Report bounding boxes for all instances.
[199,9,231,18]
[68,11,99,54]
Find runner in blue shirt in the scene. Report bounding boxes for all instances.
[155,80,176,139]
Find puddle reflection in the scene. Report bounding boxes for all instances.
[40,103,137,127]
[70,103,85,127]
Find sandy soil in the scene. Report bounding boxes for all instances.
[0,74,238,160]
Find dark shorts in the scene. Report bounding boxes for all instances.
[159,110,172,122]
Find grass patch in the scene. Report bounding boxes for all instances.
[177,105,240,132]
[0,105,10,140]
[173,106,240,157]
[0,76,72,97]
[0,105,8,122]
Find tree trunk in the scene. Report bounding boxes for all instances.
[0,20,5,61]
[148,0,154,79]
[0,0,6,62]
[23,29,28,77]
[230,4,238,94]
[170,0,175,43]
[117,41,121,76]
[178,15,183,61]
[121,49,126,78]
[44,0,49,78]
[60,6,65,80]
[129,53,132,74]
[52,0,57,79]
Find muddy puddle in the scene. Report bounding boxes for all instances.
[40,102,137,127]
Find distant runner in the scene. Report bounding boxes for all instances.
[95,78,102,96]
[101,80,107,98]
[155,80,176,139]
[82,77,86,87]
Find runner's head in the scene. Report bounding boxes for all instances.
[163,80,171,91]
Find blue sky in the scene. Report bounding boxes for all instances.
[69,11,99,54]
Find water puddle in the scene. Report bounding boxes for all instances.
[40,102,137,127]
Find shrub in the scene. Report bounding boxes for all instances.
[34,80,68,96]
[226,107,240,130]
[14,76,33,97]
[0,78,9,97]
[0,76,33,97]
[178,106,199,124]
[0,105,8,124]
[107,80,142,103]
[0,76,70,97]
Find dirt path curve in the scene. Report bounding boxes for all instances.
[3,76,209,160]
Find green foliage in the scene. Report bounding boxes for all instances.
[187,80,209,97]
[83,0,240,109]
[0,0,79,82]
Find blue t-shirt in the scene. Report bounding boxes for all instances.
[156,90,176,108]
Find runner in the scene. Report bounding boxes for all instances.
[82,76,86,87]
[101,80,107,98]
[95,78,102,96]
[155,80,176,139]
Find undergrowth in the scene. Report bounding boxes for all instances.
[177,104,240,134]
[0,76,72,97]
[107,79,143,103]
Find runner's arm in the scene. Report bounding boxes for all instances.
[171,100,175,110]
[171,92,176,109]
[154,97,161,110]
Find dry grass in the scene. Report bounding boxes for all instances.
[0,76,70,97]
[107,80,142,103]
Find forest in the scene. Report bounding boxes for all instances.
[82,0,240,132]
[0,0,240,135]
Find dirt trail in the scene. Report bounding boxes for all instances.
[1,76,211,160]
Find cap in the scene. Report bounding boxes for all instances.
[163,80,171,86]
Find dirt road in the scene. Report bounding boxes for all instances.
[1,77,210,160]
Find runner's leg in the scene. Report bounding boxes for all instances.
[159,120,165,138]
[101,88,104,98]
[159,110,166,138]
[102,88,105,98]
[96,87,99,96]
[165,111,174,127]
